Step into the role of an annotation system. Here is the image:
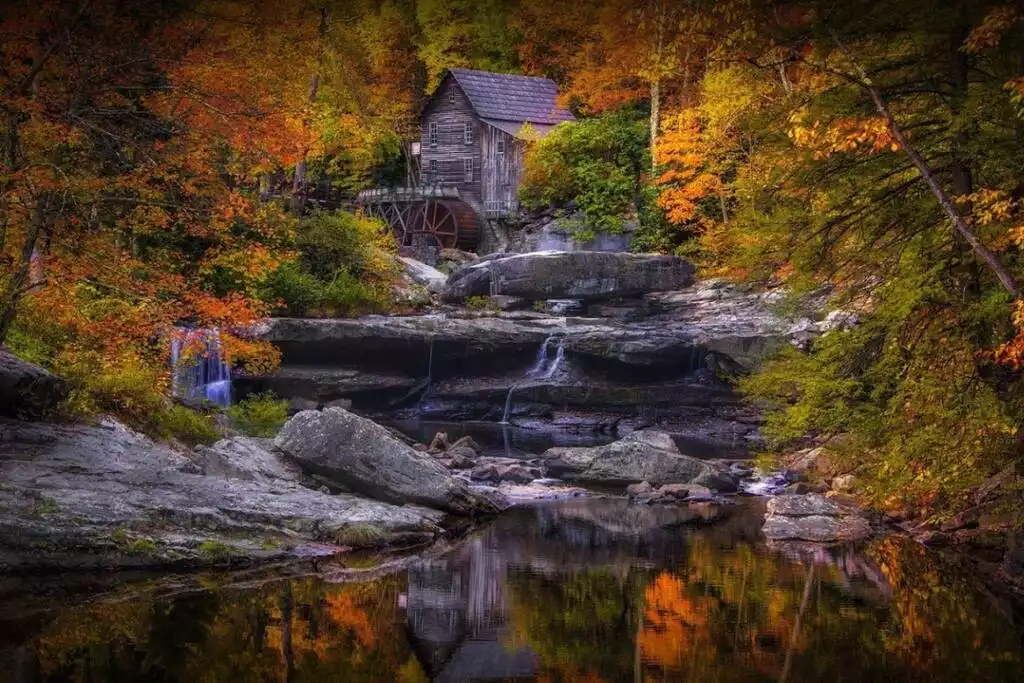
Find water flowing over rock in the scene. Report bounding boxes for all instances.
[0,350,69,418]
[762,494,872,543]
[442,251,695,303]
[540,429,728,488]
[0,419,447,569]
[170,328,232,407]
[274,407,505,515]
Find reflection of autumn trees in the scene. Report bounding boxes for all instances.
[508,537,1022,683]
[30,575,427,683]
[19,533,1024,683]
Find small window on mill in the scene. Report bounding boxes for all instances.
[449,88,456,105]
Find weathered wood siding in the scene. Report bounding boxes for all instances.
[479,125,524,214]
[420,75,482,206]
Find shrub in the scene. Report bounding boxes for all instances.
[156,404,219,445]
[259,261,324,316]
[227,392,289,437]
[520,108,649,235]
[258,210,399,317]
[464,295,495,312]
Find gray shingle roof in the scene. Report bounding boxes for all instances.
[446,68,575,125]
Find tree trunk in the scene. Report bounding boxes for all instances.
[291,7,328,218]
[866,84,1019,296]
[829,29,1021,297]
[650,79,660,172]
[0,195,47,344]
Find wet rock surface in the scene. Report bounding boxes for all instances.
[274,407,504,516]
[0,418,449,570]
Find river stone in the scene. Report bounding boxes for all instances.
[766,493,842,517]
[762,493,871,543]
[0,418,447,570]
[442,251,695,303]
[0,350,69,418]
[762,514,872,543]
[541,430,721,487]
[399,256,448,293]
[274,407,504,516]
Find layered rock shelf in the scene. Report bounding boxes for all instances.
[238,277,835,444]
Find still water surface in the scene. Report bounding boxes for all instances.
[1,499,1022,682]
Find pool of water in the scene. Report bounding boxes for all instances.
[2,498,1022,682]
[386,420,746,460]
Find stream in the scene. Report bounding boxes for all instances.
[2,497,1022,682]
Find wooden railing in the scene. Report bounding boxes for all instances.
[357,185,461,203]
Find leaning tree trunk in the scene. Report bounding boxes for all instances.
[830,29,1021,297]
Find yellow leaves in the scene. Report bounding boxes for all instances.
[655,110,725,226]
[788,112,896,159]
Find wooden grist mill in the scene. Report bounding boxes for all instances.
[358,186,479,251]
[358,68,574,255]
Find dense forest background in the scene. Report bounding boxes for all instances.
[3,0,1024,519]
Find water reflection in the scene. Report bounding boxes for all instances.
[1,500,1022,682]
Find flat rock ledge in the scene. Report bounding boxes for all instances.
[0,417,480,571]
[762,494,872,543]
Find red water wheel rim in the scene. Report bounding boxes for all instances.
[416,200,459,248]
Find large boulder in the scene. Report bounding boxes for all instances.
[0,350,69,418]
[274,407,504,516]
[0,418,447,570]
[442,251,695,303]
[540,429,723,487]
[762,494,872,543]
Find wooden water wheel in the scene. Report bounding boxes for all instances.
[407,200,479,250]
[412,200,458,248]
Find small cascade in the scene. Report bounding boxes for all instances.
[527,335,566,379]
[543,339,565,379]
[501,385,515,424]
[170,328,232,407]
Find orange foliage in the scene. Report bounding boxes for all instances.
[639,572,713,668]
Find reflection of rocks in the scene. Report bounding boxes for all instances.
[762,494,873,543]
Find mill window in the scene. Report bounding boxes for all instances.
[464,122,473,144]
[429,122,438,147]
[464,158,474,183]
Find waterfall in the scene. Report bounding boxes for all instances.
[170,328,232,407]
[527,335,565,379]
[526,337,552,377]
[503,336,566,424]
